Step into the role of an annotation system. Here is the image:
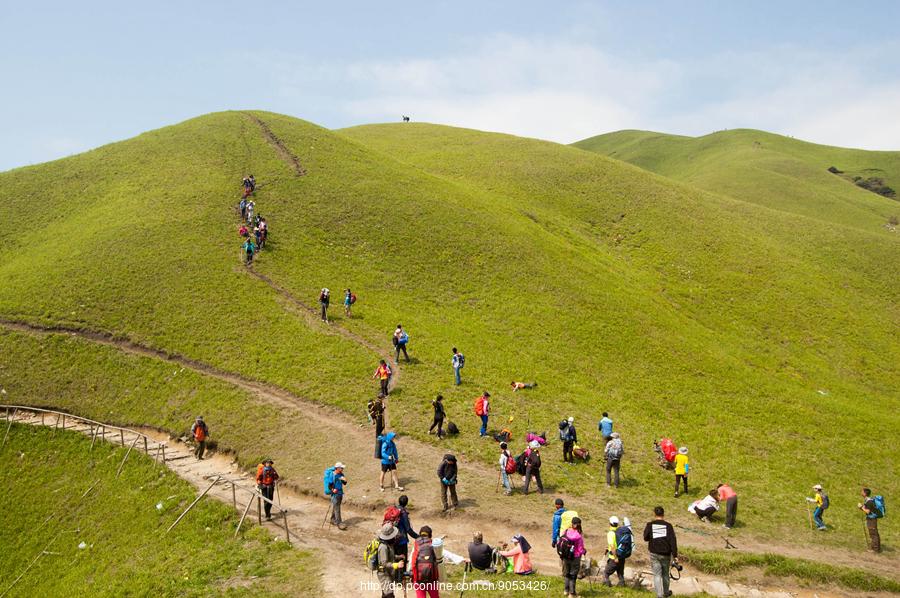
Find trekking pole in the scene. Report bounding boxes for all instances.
[321,502,332,529]
[276,480,282,507]
[459,566,468,598]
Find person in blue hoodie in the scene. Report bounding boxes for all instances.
[598,412,614,445]
[551,498,567,548]
[379,431,405,492]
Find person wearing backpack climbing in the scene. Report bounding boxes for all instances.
[410,525,440,597]
[248,174,256,192]
[551,498,567,548]
[474,392,490,437]
[449,347,464,386]
[379,431,405,492]
[246,199,255,224]
[344,288,353,317]
[238,223,248,238]
[612,516,634,587]
[644,506,678,598]
[386,495,418,561]
[499,442,513,495]
[325,462,348,530]
[557,516,586,596]
[467,532,494,572]
[258,218,268,248]
[605,432,624,488]
[859,487,883,553]
[319,288,330,322]
[239,197,247,220]
[371,523,406,598]
[560,417,576,463]
[806,484,829,531]
[437,454,459,512]
[499,535,534,575]
[717,483,738,529]
[523,441,544,495]
[602,516,626,587]
[242,238,256,265]
[598,412,614,445]
[255,459,279,520]
[428,395,445,438]
[393,324,410,362]
[674,446,689,497]
[190,415,209,460]
[373,360,392,398]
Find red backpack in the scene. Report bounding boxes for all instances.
[383,506,402,526]
[415,538,437,582]
[504,451,517,474]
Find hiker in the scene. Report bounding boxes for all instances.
[319,288,330,322]
[379,431,405,492]
[373,360,392,398]
[674,446,689,497]
[609,516,633,587]
[805,484,829,531]
[240,198,247,220]
[499,442,513,495]
[560,417,577,463]
[717,483,738,529]
[451,347,464,385]
[410,525,440,598]
[344,288,354,317]
[246,200,255,224]
[859,488,883,552]
[428,395,446,438]
[602,516,626,587]
[255,459,279,520]
[690,490,720,522]
[644,506,678,598]
[555,515,585,596]
[258,218,267,248]
[253,226,262,246]
[511,381,537,391]
[598,412,614,445]
[523,440,544,494]
[325,462,348,530]
[191,415,209,459]
[604,432,624,488]
[386,494,418,560]
[368,396,386,435]
[372,523,405,598]
[467,531,494,572]
[437,454,459,512]
[242,238,256,265]
[551,498,567,548]
[393,324,410,362]
[238,224,249,237]
[526,431,547,446]
[474,392,490,437]
[499,535,534,575]
[248,174,256,192]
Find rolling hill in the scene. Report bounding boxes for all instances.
[1,112,897,574]
[573,128,900,231]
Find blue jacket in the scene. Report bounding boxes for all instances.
[599,417,613,437]
[552,507,567,544]
[328,470,347,496]
[396,507,418,546]
[380,432,399,465]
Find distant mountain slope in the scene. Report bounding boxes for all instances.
[573,128,900,231]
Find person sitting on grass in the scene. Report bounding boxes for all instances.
[499,535,534,575]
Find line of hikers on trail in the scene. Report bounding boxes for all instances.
[236,175,269,265]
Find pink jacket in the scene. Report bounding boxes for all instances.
[564,528,586,558]
[499,544,533,574]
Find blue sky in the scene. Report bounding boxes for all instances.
[2,0,899,170]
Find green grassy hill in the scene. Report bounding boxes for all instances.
[0,423,315,596]
[573,128,900,231]
[1,112,897,563]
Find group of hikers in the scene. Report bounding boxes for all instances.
[237,175,268,264]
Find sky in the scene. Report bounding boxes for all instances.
[2,0,900,171]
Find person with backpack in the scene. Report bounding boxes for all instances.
[498,535,534,575]
[560,417,576,463]
[556,516,586,597]
[598,412,614,445]
[379,431,405,492]
[859,487,884,553]
[344,288,354,317]
[258,217,268,248]
[410,525,440,597]
[393,324,410,362]
[369,523,405,598]
[319,288,330,322]
[428,395,445,438]
[436,454,459,512]
[604,432,624,488]
[451,347,464,386]
[238,223,249,238]
[248,174,256,192]
[499,442,514,495]
[385,495,418,561]
[474,392,490,437]
[717,483,738,529]
[373,360,392,398]
[239,198,247,221]
[644,506,678,598]
[806,484,829,531]
[324,462,348,530]
[610,516,634,587]
[242,238,256,265]
[674,446,689,497]
[523,441,544,495]
[601,516,626,587]
[190,415,209,460]
[246,199,255,225]
[551,498,567,548]
[255,459,279,520]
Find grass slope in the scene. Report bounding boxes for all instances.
[573,128,900,231]
[0,112,897,559]
[0,423,316,597]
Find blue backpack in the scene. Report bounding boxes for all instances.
[873,495,886,519]
[323,467,336,496]
[615,527,633,558]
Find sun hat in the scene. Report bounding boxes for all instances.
[609,516,620,526]
[678,447,688,455]
[378,523,399,541]
[813,484,823,490]
[567,417,574,423]
[334,462,345,469]
[611,432,620,439]
[623,517,631,528]
[529,440,540,449]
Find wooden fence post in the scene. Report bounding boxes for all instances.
[116,434,140,478]
[119,429,125,446]
[282,510,291,544]
[232,483,237,510]
[166,476,220,534]
[234,494,254,538]
[143,436,148,454]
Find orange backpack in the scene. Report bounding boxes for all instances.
[473,396,485,416]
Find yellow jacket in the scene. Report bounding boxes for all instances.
[674,454,689,475]
[606,527,618,559]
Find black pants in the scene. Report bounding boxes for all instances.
[380,378,389,396]
[603,557,625,586]
[675,474,688,494]
[562,557,581,594]
[261,485,275,518]
[524,467,543,494]
[194,440,206,459]
[696,506,716,520]
[725,496,738,528]
[430,416,444,437]
[563,441,574,462]
[320,302,328,321]
[606,458,621,487]
[395,343,409,362]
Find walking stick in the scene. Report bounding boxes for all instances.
[459,565,468,598]
[276,481,282,507]
[321,501,332,529]
[805,501,813,530]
